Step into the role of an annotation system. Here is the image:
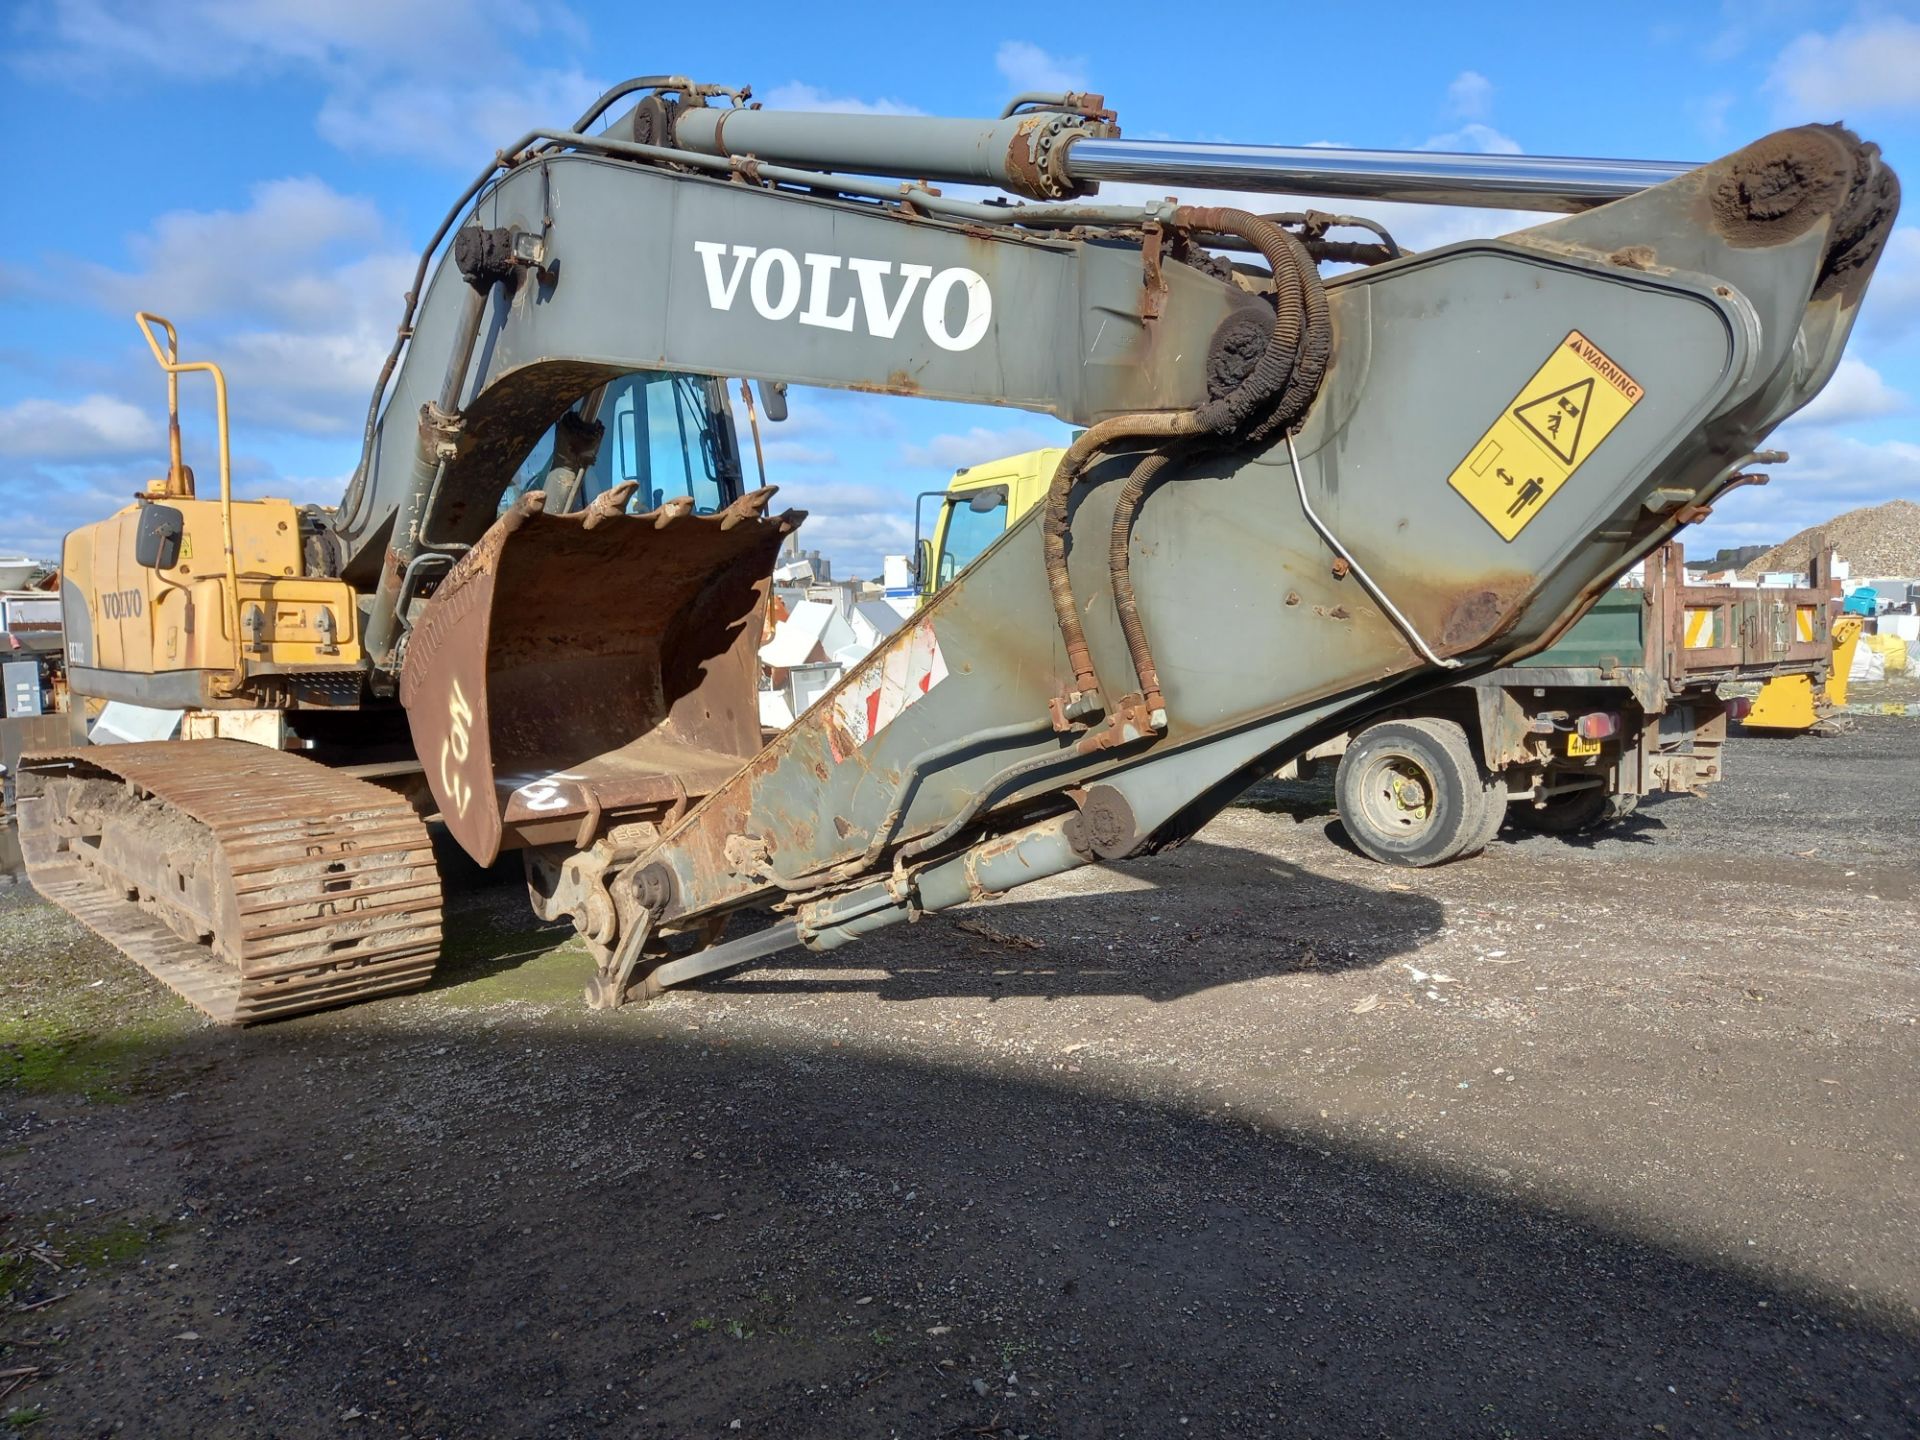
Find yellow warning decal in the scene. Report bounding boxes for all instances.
[1684,607,1717,648]
[1447,329,1644,542]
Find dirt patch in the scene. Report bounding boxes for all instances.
[1,722,1916,1435]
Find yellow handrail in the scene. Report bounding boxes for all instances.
[135,312,245,687]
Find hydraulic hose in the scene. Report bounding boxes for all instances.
[1043,206,1331,708]
[1106,448,1180,720]
[1042,411,1205,697]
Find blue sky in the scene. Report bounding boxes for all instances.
[3,0,1918,575]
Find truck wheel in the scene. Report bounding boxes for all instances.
[1511,786,1638,835]
[1465,773,1510,855]
[1334,718,1493,867]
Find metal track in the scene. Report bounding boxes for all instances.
[17,740,442,1024]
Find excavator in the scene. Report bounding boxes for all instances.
[17,78,1899,1022]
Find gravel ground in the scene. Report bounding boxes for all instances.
[1,718,1916,1438]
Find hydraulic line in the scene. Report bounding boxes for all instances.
[1107,449,1180,723]
[1281,429,1460,671]
[339,77,698,535]
[1043,208,1329,705]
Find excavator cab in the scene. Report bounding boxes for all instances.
[503,372,737,518]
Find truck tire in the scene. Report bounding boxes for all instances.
[1466,772,1510,855]
[1511,786,1638,835]
[1334,718,1494,867]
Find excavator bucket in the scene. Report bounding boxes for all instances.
[400,485,801,863]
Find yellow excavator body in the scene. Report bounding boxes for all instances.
[63,494,363,684]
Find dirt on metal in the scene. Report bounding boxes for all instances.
[16,739,441,1024]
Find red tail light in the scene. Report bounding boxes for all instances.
[1575,711,1621,741]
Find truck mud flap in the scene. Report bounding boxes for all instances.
[399,485,802,863]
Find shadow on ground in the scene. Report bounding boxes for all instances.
[5,995,1913,1438]
[694,838,1443,1008]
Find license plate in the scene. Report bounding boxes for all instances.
[1566,732,1602,757]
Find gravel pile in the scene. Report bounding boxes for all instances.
[1740,498,1920,579]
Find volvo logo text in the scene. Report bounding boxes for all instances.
[101,588,144,620]
[693,242,992,352]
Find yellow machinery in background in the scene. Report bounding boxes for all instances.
[1744,614,1864,731]
[60,315,365,708]
[913,447,1064,601]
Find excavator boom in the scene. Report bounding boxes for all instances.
[22,79,1900,1020]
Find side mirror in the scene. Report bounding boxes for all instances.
[757,380,789,423]
[134,503,185,570]
[914,538,933,593]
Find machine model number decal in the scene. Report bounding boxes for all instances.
[829,619,949,762]
[1446,330,1645,541]
[440,677,475,820]
[508,772,586,816]
[100,588,144,620]
[693,242,993,352]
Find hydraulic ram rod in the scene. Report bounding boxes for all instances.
[667,104,1697,212]
[1060,138,1698,212]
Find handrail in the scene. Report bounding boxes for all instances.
[134,312,245,688]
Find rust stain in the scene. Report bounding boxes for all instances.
[1439,582,1528,653]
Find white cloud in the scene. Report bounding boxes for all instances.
[1687,429,1920,555]
[70,180,414,436]
[1768,17,1920,117]
[757,82,924,117]
[994,40,1088,97]
[0,395,159,458]
[1859,226,1920,342]
[0,455,337,558]
[1792,356,1906,427]
[1420,123,1523,156]
[774,478,919,580]
[757,441,839,468]
[265,471,354,509]
[317,67,607,159]
[78,178,388,326]
[1446,71,1493,121]
[900,424,1068,471]
[0,463,147,558]
[1689,91,1737,143]
[10,0,602,166]
[11,0,538,79]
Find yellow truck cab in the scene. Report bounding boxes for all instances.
[914,448,1065,601]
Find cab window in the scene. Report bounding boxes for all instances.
[503,372,737,515]
[937,487,1008,588]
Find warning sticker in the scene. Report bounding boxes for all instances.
[829,618,949,762]
[1447,329,1644,542]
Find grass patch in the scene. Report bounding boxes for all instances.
[0,1015,184,1103]
[1,1216,170,1308]
[0,891,198,1101]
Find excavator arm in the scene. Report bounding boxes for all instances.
[21,79,1899,1023]
[356,86,1894,1008]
